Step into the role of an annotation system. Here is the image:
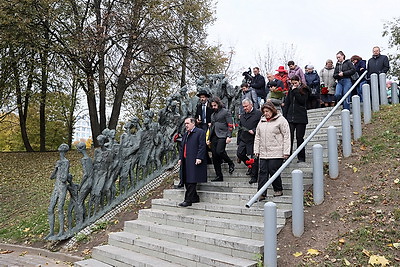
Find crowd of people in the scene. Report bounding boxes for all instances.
[177,46,397,206]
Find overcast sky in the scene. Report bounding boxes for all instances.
[207,0,399,83]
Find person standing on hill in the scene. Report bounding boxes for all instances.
[319,59,336,107]
[367,46,390,80]
[249,67,266,106]
[208,96,235,181]
[237,99,262,184]
[254,102,290,200]
[274,66,290,92]
[178,117,207,207]
[304,65,321,109]
[333,51,356,110]
[351,55,367,102]
[283,75,309,163]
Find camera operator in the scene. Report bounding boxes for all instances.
[242,67,266,107]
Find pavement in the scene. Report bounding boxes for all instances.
[0,243,82,267]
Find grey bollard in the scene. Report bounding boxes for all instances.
[392,82,399,104]
[379,73,388,105]
[362,83,372,124]
[370,73,380,112]
[341,109,352,157]
[292,170,304,237]
[352,95,362,140]
[312,144,324,205]
[328,126,339,179]
[264,202,277,267]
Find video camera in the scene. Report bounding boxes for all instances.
[242,67,253,84]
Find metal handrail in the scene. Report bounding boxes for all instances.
[245,70,367,208]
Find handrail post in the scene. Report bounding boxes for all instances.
[379,73,388,105]
[264,202,277,267]
[341,109,352,157]
[362,83,372,124]
[312,144,324,205]
[292,170,304,237]
[352,95,362,140]
[392,82,399,104]
[328,126,339,179]
[370,73,380,112]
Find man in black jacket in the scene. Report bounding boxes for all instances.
[250,67,266,106]
[367,46,390,80]
[195,90,212,132]
[237,99,262,184]
[208,96,235,181]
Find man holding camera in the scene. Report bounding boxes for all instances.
[243,67,266,106]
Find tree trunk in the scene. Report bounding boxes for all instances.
[180,22,189,88]
[12,53,34,152]
[86,71,101,146]
[94,0,107,131]
[108,35,135,130]
[39,51,48,152]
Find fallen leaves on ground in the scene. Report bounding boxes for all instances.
[368,255,390,266]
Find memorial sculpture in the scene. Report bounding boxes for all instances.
[46,75,237,240]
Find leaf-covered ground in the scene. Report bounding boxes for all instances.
[0,105,399,266]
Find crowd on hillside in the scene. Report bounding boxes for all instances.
[176,46,398,206]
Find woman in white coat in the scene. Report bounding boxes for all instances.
[254,102,291,200]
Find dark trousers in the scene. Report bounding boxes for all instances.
[258,158,283,195]
[211,135,233,178]
[184,183,199,203]
[289,122,307,161]
[237,141,258,178]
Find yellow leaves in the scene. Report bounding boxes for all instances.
[368,255,390,266]
[0,250,13,254]
[22,227,30,232]
[362,249,371,257]
[292,251,302,257]
[393,243,400,249]
[343,258,351,266]
[352,166,358,173]
[360,144,367,151]
[338,238,346,244]
[394,178,399,184]
[353,191,359,195]
[307,248,320,255]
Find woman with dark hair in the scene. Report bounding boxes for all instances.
[350,55,367,102]
[254,102,290,199]
[334,51,356,110]
[283,75,309,163]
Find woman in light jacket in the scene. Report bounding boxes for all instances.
[254,102,291,200]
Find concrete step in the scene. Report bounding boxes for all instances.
[151,198,291,224]
[91,245,183,267]
[75,258,113,267]
[163,189,293,209]
[137,208,270,241]
[108,232,258,267]
[123,220,263,260]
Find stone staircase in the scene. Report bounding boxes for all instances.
[75,107,342,267]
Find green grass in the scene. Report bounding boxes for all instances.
[0,150,84,243]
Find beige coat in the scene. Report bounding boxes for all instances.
[253,114,291,159]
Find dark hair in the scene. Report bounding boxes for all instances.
[336,50,346,59]
[350,55,362,62]
[210,96,223,109]
[240,83,249,88]
[253,67,260,71]
[287,60,295,66]
[261,102,278,117]
[290,75,308,95]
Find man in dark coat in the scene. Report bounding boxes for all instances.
[178,117,207,207]
[367,46,390,80]
[195,90,212,132]
[250,67,266,106]
[208,96,235,181]
[237,99,262,184]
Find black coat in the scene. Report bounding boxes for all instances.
[367,54,390,79]
[195,102,212,130]
[283,85,309,124]
[333,59,356,80]
[250,74,266,99]
[238,108,262,144]
[179,127,207,183]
